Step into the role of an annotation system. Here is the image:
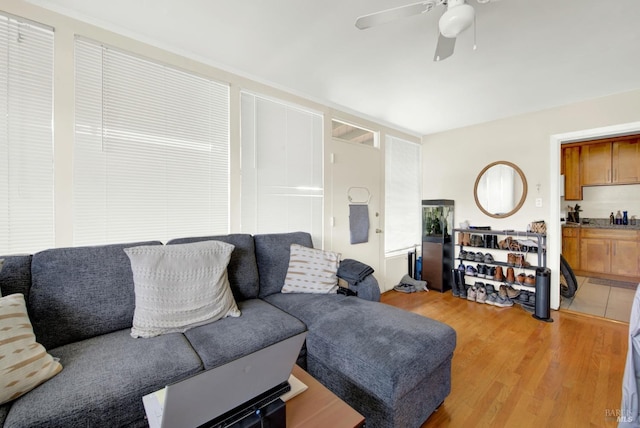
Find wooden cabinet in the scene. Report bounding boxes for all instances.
[561,227,580,270]
[581,142,612,185]
[562,146,582,200]
[613,139,640,184]
[579,139,640,186]
[578,228,640,280]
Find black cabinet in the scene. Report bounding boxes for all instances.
[421,200,454,292]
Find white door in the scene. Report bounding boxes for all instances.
[329,139,383,284]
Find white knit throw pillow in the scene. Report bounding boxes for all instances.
[125,240,241,338]
[282,244,340,294]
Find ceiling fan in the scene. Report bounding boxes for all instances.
[355,0,496,61]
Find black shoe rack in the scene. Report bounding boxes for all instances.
[453,228,552,322]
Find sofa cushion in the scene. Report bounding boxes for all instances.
[266,294,456,402]
[167,234,259,301]
[254,232,314,298]
[29,241,162,350]
[125,241,241,338]
[263,293,356,327]
[3,329,203,428]
[0,255,32,300]
[282,244,340,294]
[184,298,307,369]
[0,294,62,405]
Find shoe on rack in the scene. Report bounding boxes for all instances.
[487,266,496,279]
[507,253,516,266]
[506,285,520,299]
[459,250,467,260]
[450,269,460,297]
[457,262,466,271]
[485,292,498,306]
[483,253,494,263]
[506,267,515,283]
[465,251,475,261]
[467,284,477,302]
[494,294,514,308]
[455,270,467,299]
[475,282,487,304]
[516,273,526,284]
[494,266,504,281]
[465,265,478,277]
[474,252,484,262]
[525,274,536,285]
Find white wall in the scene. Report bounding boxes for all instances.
[3,0,422,290]
[422,89,640,309]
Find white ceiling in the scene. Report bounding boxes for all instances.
[24,0,640,136]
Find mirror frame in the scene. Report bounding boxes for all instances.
[473,160,528,219]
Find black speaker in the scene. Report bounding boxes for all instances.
[533,267,553,322]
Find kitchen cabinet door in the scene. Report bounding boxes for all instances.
[581,142,612,185]
[562,227,580,270]
[613,139,640,184]
[580,237,610,274]
[562,146,582,200]
[611,240,640,277]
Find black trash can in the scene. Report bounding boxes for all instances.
[533,267,553,322]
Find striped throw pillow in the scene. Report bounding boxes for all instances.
[282,244,340,294]
[0,293,63,405]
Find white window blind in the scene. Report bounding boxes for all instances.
[240,92,323,245]
[74,38,230,246]
[385,136,422,255]
[0,15,54,254]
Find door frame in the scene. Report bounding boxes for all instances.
[548,121,640,309]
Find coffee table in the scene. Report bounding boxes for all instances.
[287,365,365,428]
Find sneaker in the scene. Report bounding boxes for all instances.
[465,265,478,277]
[485,292,498,306]
[483,253,494,263]
[475,283,487,304]
[467,284,477,302]
[487,266,496,279]
[465,251,475,261]
[457,262,466,271]
[474,252,484,262]
[476,264,486,278]
[494,294,514,307]
[393,283,415,293]
[505,285,521,299]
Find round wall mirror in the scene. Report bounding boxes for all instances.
[474,161,528,218]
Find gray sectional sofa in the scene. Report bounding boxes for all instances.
[0,232,456,428]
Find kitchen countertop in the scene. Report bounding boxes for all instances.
[563,222,640,230]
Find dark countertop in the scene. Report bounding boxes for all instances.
[563,222,640,230]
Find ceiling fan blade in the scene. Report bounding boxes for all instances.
[433,34,456,61]
[355,1,437,30]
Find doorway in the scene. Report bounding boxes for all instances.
[550,121,640,320]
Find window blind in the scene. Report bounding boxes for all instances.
[240,92,323,246]
[385,136,422,255]
[0,14,54,254]
[74,38,230,246]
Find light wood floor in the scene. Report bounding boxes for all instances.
[381,289,630,428]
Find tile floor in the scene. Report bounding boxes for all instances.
[559,275,637,322]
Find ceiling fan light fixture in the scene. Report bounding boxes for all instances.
[438,2,475,38]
